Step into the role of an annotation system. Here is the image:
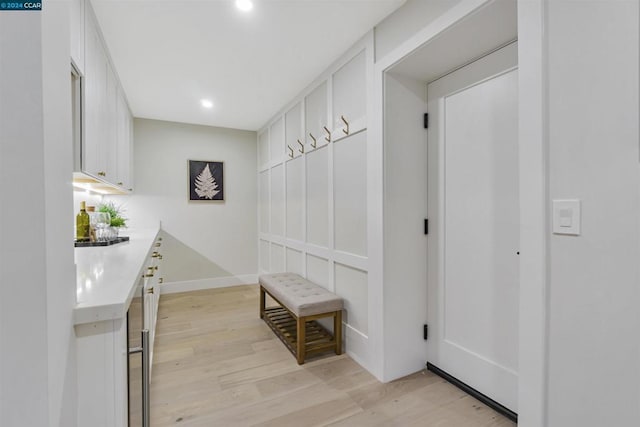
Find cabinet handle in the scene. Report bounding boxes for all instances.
[117,182,123,186]
[97,171,106,177]
[152,251,162,258]
[341,115,349,135]
[323,126,331,142]
[158,277,164,284]
[153,265,159,270]
[141,329,150,427]
[287,145,294,158]
[154,242,161,247]
[147,287,154,294]
[309,133,317,148]
[297,139,304,154]
[158,237,163,241]
[143,267,154,278]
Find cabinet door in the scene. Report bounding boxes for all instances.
[332,50,367,141]
[285,102,304,159]
[83,16,108,179]
[305,81,329,148]
[116,90,132,190]
[106,63,118,183]
[70,0,85,73]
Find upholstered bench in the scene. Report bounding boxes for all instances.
[259,273,343,364]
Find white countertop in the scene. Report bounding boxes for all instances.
[74,227,160,325]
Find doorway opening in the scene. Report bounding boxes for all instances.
[381,0,518,421]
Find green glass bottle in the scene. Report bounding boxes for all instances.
[76,201,90,242]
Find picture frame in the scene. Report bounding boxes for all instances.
[188,160,224,202]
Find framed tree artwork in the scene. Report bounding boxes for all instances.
[188,160,224,201]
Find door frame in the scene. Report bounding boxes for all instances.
[371,0,549,425]
[425,44,520,419]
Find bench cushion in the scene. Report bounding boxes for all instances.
[259,273,343,317]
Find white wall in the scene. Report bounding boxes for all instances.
[544,1,640,425]
[0,3,77,426]
[257,35,375,373]
[0,13,50,427]
[109,118,258,291]
[382,72,428,380]
[42,2,78,425]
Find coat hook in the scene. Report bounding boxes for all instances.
[309,133,317,148]
[323,126,331,143]
[288,145,294,158]
[297,139,304,154]
[341,115,349,135]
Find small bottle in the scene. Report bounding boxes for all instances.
[86,206,97,242]
[76,201,91,242]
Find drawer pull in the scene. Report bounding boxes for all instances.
[158,278,164,284]
[147,287,154,294]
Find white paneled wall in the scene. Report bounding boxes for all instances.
[306,146,329,247]
[334,132,367,256]
[259,170,269,233]
[269,165,285,236]
[269,117,284,164]
[257,33,374,368]
[286,157,304,241]
[285,248,303,276]
[306,254,330,289]
[270,243,285,273]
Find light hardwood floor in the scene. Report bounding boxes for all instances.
[150,285,516,426]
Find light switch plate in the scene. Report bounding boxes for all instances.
[553,199,581,235]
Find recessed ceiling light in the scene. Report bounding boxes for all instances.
[235,0,253,12]
[201,99,214,109]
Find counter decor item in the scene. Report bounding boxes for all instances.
[189,160,224,201]
[98,201,128,238]
[76,201,91,242]
[75,202,129,247]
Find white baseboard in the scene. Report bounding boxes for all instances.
[160,274,258,294]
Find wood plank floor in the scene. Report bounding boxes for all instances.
[149,285,516,426]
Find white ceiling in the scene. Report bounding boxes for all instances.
[92,0,405,131]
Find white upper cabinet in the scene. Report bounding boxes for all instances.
[106,62,118,183]
[305,81,329,149]
[116,90,133,190]
[270,117,284,165]
[70,0,85,73]
[285,102,304,159]
[332,50,367,141]
[81,2,133,191]
[83,12,108,179]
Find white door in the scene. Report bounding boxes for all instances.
[426,42,519,412]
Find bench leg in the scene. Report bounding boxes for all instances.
[296,316,306,365]
[334,310,342,356]
[259,286,265,319]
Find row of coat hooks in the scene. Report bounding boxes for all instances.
[287,115,350,158]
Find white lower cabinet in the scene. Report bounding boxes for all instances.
[76,231,163,427]
[143,236,163,371]
[76,317,129,427]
